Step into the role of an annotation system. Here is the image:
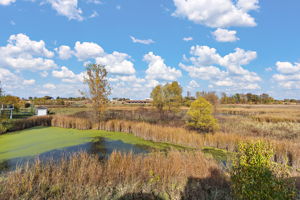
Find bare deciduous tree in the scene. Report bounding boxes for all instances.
[83,64,111,121]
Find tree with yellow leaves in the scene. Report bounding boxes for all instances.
[83,64,111,121]
[186,97,219,133]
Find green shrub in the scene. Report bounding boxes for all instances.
[0,119,13,134]
[186,97,219,132]
[0,124,7,134]
[230,141,296,200]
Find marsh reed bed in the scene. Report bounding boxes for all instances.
[219,105,300,123]
[0,151,230,200]
[52,116,300,168]
[3,113,300,169]
[219,115,300,140]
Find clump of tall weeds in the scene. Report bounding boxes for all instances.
[220,115,300,140]
[0,151,230,200]
[0,116,52,134]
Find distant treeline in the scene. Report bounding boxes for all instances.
[27,96,86,101]
[220,93,299,104]
[184,92,299,105]
[32,92,297,106]
[25,96,87,106]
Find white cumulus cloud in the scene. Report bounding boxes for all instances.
[96,51,136,75]
[52,66,76,78]
[212,28,239,42]
[74,41,104,61]
[55,45,73,60]
[272,61,300,89]
[52,66,85,83]
[46,0,83,21]
[172,0,259,28]
[276,62,300,74]
[0,68,22,90]
[0,33,57,71]
[0,0,16,6]
[180,45,261,90]
[144,52,182,81]
[237,0,259,12]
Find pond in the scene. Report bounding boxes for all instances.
[0,127,178,172]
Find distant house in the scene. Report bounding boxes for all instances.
[36,107,48,116]
[0,104,14,119]
[125,99,152,104]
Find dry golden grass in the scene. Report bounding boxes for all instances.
[0,151,229,200]
[51,115,92,130]
[251,114,300,123]
[8,116,52,132]
[219,104,300,123]
[220,115,300,140]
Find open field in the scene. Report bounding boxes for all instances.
[217,104,300,141]
[219,104,300,122]
[48,107,90,115]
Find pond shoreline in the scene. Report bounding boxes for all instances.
[0,126,196,172]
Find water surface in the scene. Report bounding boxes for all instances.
[0,127,162,172]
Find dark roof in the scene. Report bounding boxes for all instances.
[36,106,48,110]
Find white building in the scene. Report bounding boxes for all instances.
[36,107,48,116]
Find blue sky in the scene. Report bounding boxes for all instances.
[0,0,300,99]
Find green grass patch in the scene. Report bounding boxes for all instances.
[202,146,232,162]
[49,107,89,115]
[0,126,187,161]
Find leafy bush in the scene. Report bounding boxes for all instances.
[186,97,219,132]
[230,141,296,200]
[0,124,7,134]
[24,103,31,108]
[0,119,13,134]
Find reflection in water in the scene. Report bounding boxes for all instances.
[0,137,150,173]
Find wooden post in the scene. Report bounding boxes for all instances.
[10,109,12,119]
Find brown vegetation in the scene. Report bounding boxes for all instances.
[0,151,230,200]
[7,116,52,132]
[219,115,300,140]
[219,105,300,120]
